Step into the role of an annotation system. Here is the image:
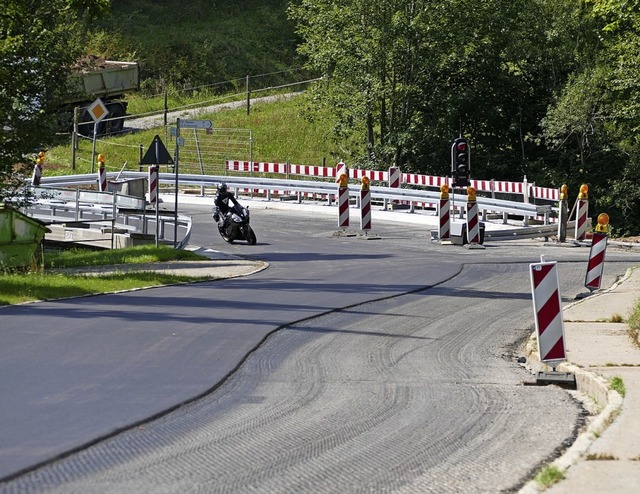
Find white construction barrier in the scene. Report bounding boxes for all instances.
[530,258,567,366]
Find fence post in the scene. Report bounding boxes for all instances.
[246,74,251,115]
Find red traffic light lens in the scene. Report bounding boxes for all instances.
[456,142,468,152]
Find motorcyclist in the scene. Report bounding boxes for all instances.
[212,182,240,229]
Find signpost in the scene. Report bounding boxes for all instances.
[142,135,174,247]
[179,119,213,130]
[88,98,109,173]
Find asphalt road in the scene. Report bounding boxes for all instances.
[2,204,640,492]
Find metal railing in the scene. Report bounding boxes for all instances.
[26,186,193,249]
[39,172,554,223]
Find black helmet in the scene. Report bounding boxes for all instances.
[218,182,228,194]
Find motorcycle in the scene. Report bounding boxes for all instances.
[213,202,257,245]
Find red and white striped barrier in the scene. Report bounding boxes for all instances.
[575,199,589,241]
[438,185,450,240]
[585,232,608,291]
[148,165,158,205]
[31,163,42,186]
[403,173,447,187]
[466,200,480,244]
[530,259,567,365]
[337,173,349,229]
[352,169,387,181]
[388,166,400,188]
[336,162,348,183]
[360,178,372,232]
[290,164,336,178]
[439,198,450,240]
[98,165,107,192]
[225,160,561,209]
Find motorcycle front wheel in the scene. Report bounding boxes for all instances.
[218,225,234,243]
[243,225,257,245]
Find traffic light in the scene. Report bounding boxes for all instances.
[451,138,470,187]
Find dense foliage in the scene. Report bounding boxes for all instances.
[0,0,109,205]
[87,0,301,94]
[3,0,640,234]
[289,0,640,235]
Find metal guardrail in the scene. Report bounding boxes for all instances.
[34,172,564,243]
[39,172,555,222]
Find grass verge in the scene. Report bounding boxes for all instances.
[628,298,640,348]
[535,465,565,488]
[0,246,214,306]
[609,376,626,398]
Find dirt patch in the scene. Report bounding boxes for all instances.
[71,55,124,73]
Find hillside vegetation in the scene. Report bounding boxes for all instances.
[88,0,301,92]
[36,0,640,235]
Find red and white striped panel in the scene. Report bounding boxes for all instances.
[254,162,289,174]
[530,261,567,364]
[360,188,372,231]
[336,162,348,183]
[289,164,336,178]
[585,232,608,291]
[352,169,387,181]
[439,198,450,240]
[338,185,349,228]
[98,166,107,192]
[575,199,589,240]
[225,161,289,174]
[388,167,401,188]
[492,181,524,194]
[466,201,480,244]
[470,179,494,192]
[148,166,158,204]
[531,186,559,201]
[402,174,447,187]
[226,160,252,172]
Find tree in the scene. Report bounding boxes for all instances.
[289,0,582,181]
[0,0,109,205]
[541,0,640,234]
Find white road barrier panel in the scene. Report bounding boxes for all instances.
[585,232,608,291]
[438,184,450,241]
[31,163,42,186]
[388,166,401,188]
[98,166,107,192]
[465,187,482,246]
[337,172,349,229]
[574,184,589,241]
[360,177,371,232]
[336,162,348,183]
[97,153,107,192]
[585,214,610,291]
[148,165,159,204]
[530,258,567,366]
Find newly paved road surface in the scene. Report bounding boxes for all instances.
[2,203,640,492]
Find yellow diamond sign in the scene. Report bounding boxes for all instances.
[87,98,109,123]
